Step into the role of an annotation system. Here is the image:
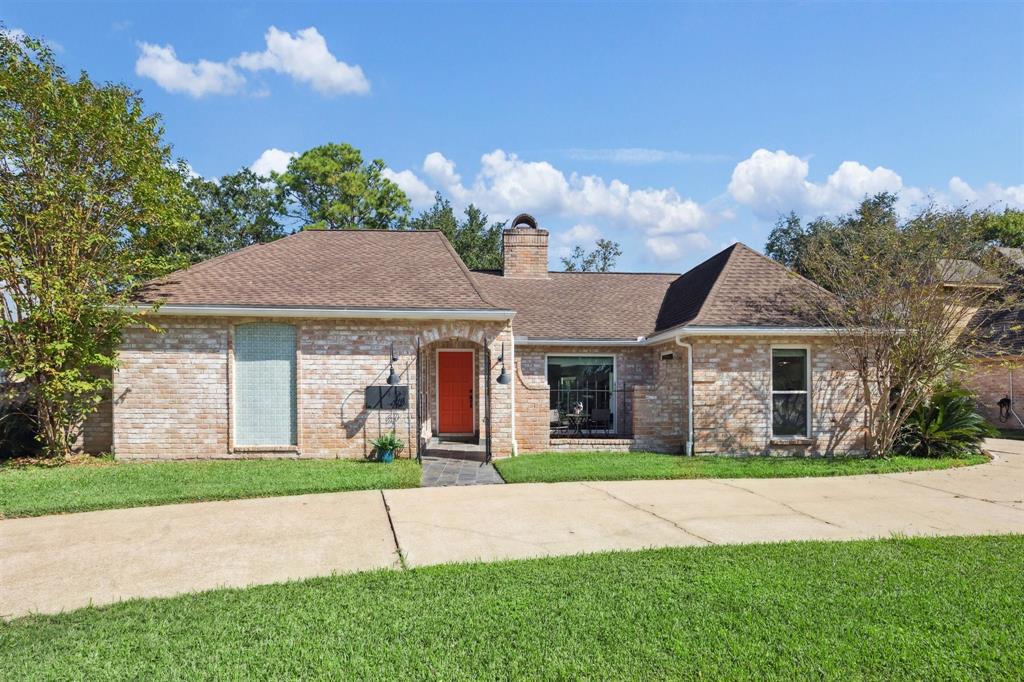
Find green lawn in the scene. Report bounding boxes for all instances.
[495,450,988,483]
[0,458,421,519]
[1,536,1021,679]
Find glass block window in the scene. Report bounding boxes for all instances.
[772,348,809,437]
[234,323,296,447]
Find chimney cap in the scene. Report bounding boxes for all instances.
[510,213,539,230]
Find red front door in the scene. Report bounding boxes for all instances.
[438,351,474,433]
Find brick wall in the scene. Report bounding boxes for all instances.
[633,342,688,453]
[690,336,865,455]
[961,358,1024,430]
[113,317,514,460]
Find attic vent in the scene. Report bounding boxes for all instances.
[510,213,538,230]
[661,351,675,361]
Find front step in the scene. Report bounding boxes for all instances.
[423,438,488,462]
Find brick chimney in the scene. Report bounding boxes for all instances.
[502,214,549,279]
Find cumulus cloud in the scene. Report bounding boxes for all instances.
[250,148,297,176]
[728,149,905,219]
[388,149,719,262]
[135,26,368,97]
[564,148,729,164]
[235,27,369,96]
[381,168,436,208]
[135,43,246,98]
[727,148,1024,220]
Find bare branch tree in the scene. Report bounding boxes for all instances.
[799,198,1019,457]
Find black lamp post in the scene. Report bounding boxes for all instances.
[496,342,511,385]
[387,342,401,385]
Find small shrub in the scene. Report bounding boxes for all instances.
[897,384,997,458]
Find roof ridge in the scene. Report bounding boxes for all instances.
[433,231,502,310]
[689,243,740,326]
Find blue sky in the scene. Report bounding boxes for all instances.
[6,1,1024,272]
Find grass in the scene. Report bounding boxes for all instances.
[0,458,421,519]
[1,535,1021,679]
[494,450,988,484]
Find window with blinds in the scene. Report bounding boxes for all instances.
[234,323,297,447]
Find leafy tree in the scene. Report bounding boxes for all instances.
[274,143,410,231]
[796,197,1016,457]
[185,168,287,261]
[409,194,503,270]
[561,238,623,272]
[0,30,194,457]
[980,208,1024,248]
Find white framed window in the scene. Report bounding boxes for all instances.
[234,323,297,447]
[771,347,810,438]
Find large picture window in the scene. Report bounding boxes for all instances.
[547,356,615,432]
[772,348,809,437]
[234,323,297,447]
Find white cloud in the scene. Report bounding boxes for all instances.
[728,149,1024,220]
[135,26,368,98]
[235,27,369,96]
[1,28,27,41]
[645,233,713,262]
[728,149,906,219]
[135,43,245,98]
[389,149,719,262]
[947,177,1024,209]
[250,148,297,176]
[564,148,729,164]
[382,168,436,209]
[557,224,601,244]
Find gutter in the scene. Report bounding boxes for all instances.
[128,304,516,322]
[518,327,836,348]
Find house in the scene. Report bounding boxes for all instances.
[962,247,1024,431]
[84,214,867,460]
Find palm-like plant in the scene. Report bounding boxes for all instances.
[897,385,997,458]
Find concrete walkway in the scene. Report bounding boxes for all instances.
[2,439,1023,619]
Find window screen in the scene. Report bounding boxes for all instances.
[772,348,808,437]
[234,323,296,446]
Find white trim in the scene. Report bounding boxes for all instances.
[545,353,618,435]
[132,304,515,322]
[435,348,476,436]
[770,345,812,440]
[675,339,694,456]
[509,333,518,456]
[518,327,836,348]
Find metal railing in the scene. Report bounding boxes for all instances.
[549,386,624,438]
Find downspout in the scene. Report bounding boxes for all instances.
[675,337,695,456]
[1010,369,1024,429]
[510,331,518,455]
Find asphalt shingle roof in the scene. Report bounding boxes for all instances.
[136,230,502,311]
[139,231,828,339]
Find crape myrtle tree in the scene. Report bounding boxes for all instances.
[0,30,195,457]
[791,194,1019,457]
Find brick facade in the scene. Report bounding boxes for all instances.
[111,316,513,460]
[103,316,868,459]
[962,358,1024,431]
[690,336,865,455]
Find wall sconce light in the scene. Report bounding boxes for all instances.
[387,342,401,385]
[496,342,511,385]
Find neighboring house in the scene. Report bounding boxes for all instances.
[963,247,1024,431]
[85,214,867,460]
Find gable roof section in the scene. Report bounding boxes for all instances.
[136,230,503,312]
[471,271,678,340]
[655,243,827,332]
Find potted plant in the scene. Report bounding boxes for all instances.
[371,431,404,463]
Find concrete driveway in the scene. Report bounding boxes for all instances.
[2,439,1023,619]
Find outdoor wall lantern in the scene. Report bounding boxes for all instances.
[496,342,511,385]
[386,342,401,385]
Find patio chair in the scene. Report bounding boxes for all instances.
[550,408,567,436]
[589,408,612,436]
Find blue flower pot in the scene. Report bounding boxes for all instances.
[379,449,395,463]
